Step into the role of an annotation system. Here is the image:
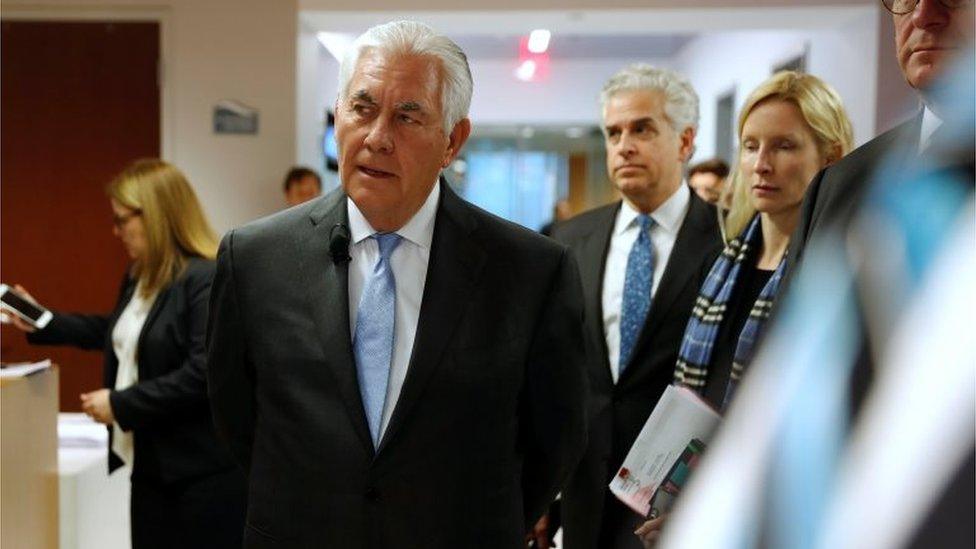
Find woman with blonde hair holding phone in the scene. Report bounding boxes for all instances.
[11,159,245,548]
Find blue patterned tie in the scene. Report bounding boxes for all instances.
[619,214,654,375]
[353,232,401,447]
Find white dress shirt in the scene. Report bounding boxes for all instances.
[602,183,691,383]
[347,182,439,440]
[918,106,943,154]
[110,282,157,465]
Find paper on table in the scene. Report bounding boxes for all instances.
[0,359,52,379]
[59,413,109,449]
[609,384,722,517]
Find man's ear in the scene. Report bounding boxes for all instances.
[678,126,697,163]
[442,118,472,168]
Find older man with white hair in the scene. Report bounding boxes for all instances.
[207,20,588,548]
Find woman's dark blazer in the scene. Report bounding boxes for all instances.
[28,257,236,483]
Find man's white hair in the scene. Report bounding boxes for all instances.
[338,20,473,135]
[600,64,700,134]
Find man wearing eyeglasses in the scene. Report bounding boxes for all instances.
[789,0,973,275]
[783,0,973,409]
[651,3,973,548]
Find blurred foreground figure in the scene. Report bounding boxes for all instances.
[658,50,974,549]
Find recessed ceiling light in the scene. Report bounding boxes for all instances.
[515,60,537,81]
[527,29,551,54]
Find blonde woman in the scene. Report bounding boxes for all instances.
[637,72,853,547]
[11,159,245,548]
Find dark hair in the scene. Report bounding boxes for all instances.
[282,167,322,192]
[688,158,730,179]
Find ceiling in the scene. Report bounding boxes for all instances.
[299,0,873,10]
[301,5,875,36]
[303,6,876,61]
[454,34,693,60]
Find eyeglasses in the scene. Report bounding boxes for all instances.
[882,0,973,15]
[112,210,142,228]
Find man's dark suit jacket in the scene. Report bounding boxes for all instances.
[27,258,237,483]
[787,115,921,275]
[784,115,921,414]
[206,182,589,549]
[551,194,721,548]
[783,110,974,548]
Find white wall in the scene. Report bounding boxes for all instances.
[299,1,877,14]
[676,7,882,164]
[294,50,670,173]
[4,0,298,234]
[296,6,883,174]
[296,25,340,190]
[467,58,670,127]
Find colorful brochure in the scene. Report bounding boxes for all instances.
[609,384,722,517]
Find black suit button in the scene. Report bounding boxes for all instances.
[365,487,380,502]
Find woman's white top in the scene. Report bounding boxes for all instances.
[110,283,157,465]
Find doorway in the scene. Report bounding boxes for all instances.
[1,20,160,410]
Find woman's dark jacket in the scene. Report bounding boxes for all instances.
[28,257,236,483]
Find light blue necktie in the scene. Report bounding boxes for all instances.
[353,232,401,447]
[619,214,654,376]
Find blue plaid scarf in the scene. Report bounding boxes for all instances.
[673,215,786,410]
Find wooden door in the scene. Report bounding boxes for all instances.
[1,21,160,410]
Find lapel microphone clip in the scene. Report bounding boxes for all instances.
[329,223,352,265]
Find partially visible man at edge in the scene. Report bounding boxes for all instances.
[783,0,974,412]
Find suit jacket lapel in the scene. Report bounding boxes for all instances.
[577,203,619,390]
[620,194,718,383]
[898,109,924,151]
[873,112,924,171]
[135,283,170,368]
[378,182,487,454]
[303,190,374,454]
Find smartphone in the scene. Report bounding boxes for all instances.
[0,284,52,329]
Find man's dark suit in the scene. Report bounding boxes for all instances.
[784,106,974,547]
[787,115,921,274]
[206,182,588,549]
[552,193,721,548]
[784,114,922,414]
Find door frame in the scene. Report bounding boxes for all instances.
[2,6,174,160]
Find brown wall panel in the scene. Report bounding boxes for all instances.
[1,21,160,410]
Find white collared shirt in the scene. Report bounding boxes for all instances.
[110,282,157,464]
[602,183,691,383]
[347,182,439,440]
[918,106,944,154]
